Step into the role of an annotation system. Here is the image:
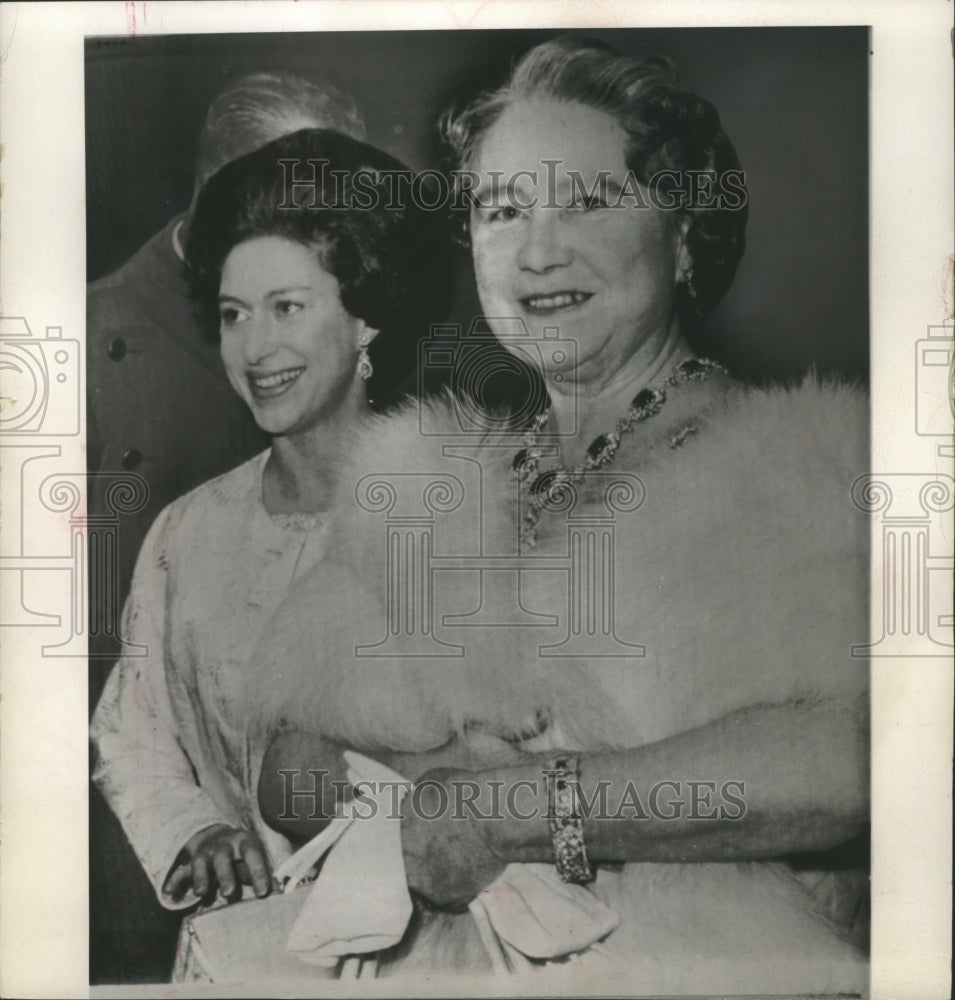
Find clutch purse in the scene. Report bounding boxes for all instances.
[171,885,341,985]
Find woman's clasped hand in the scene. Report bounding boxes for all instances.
[398,767,508,911]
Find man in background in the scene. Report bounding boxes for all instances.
[87,72,365,982]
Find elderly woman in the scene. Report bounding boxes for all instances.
[254,38,868,993]
[90,128,448,916]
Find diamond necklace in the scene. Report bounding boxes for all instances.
[513,357,727,549]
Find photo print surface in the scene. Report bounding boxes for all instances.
[82,26,874,992]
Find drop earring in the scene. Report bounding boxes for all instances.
[357,334,373,381]
[683,266,697,302]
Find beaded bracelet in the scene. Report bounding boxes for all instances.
[547,754,594,884]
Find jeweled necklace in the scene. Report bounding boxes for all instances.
[513,357,727,549]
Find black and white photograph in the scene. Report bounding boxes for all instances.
[85,23,871,992]
[0,3,952,998]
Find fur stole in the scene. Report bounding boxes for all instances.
[251,373,869,754]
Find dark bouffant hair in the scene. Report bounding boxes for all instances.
[185,128,451,405]
[441,35,747,320]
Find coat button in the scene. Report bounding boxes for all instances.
[107,338,127,361]
[121,449,142,470]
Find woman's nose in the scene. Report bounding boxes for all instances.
[516,210,572,273]
[243,313,279,364]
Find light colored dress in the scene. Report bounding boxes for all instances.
[90,450,329,909]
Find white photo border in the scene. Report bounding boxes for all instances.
[0,2,951,998]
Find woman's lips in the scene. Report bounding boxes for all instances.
[519,291,593,315]
[247,366,305,399]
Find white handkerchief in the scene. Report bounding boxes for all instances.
[286,753,414,967]
[272,813,354,891]
[283,753,620,971]
[478,863,620,959]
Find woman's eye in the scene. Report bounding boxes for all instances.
[275,300,304,317]
[486,205,523,224]
[218,307,246,329]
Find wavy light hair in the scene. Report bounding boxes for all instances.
[441,36,747,319]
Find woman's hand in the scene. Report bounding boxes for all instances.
[259,730,354,841]
[399,767,506,910]
[260,724,537,842]
[163,823,271,904]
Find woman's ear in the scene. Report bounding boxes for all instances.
[357,324,380,349]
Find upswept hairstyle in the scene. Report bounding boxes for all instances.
[440,36,748,319]
[190,72,366,213]
[185,128,450,404]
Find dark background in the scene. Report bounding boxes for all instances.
[86,26,869,984]
[87,27,869,385]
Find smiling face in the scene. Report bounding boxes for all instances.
[469,98,687,383]
[218,236,375,437]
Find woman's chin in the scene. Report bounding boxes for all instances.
[248,409,301,438]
